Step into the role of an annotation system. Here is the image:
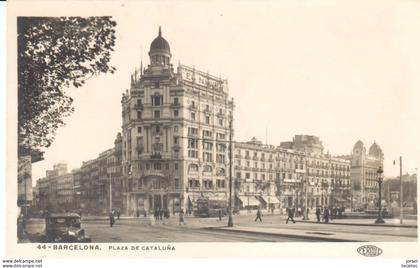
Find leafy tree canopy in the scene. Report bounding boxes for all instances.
[18,16,117,155]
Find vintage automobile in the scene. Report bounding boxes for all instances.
[41,213,91,243]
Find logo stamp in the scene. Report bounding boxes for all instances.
[357,245,383,257]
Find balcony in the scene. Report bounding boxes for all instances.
[134,103,143,110]
[189,104,197,111]
[143,170,165,177]
[171,102,181,108]
[172,144,181,152]
[136,145,144,153]
[150,152,162,159]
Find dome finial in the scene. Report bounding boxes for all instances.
[158,26,162,37]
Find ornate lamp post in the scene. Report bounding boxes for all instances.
[374,166,385,224]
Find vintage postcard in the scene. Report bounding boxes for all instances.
[5,0,420,261]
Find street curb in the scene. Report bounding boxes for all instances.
[294,220,418,229]
[205,227,363,242]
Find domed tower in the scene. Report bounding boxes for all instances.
[149,26,171,67]
[368,141,384,160]
[352,140,366,166]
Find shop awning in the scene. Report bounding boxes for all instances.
[334,197,347,202]
[260,195,281,204]
[237,196,260,206]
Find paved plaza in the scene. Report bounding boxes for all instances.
[22,213,417,243]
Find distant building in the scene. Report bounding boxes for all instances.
[340,140,384,207]
[280,135,324,155]
[79,133,123,215]
[36,134,123,215]
[305,154,351,208]
[36,163,74,212]
[234,138,281,211]
[234,136,351,211]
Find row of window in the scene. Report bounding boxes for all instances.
[143,162,179,171]
[188,179,226,189]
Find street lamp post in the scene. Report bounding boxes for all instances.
[375,166,385,224]
[109,171,113,213]
[227,119,234,227]
[303,176,309,220]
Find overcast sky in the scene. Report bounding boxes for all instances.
[27,0,420,183]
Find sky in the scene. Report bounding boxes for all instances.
[26,0,420,183]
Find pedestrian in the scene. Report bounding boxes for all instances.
[117,210,120,220]
[136,209,140,218]
[218,209,222,221]
[286,207,296,224]
[254,208,263,222]
[154,209,159,221]
[143,210,147,218]
[323,207,330,223]
[297,207,302,217]
[109,210,115,227]
[179,209,185,225]
[316,207,321,223]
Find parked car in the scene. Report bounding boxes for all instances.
[41,213,91,243]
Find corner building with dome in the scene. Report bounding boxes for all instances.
[120,27,234,215]
[340,140,384,208]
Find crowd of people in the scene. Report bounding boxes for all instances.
[251,206,347,224]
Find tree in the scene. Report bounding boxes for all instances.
[18,16,117,154]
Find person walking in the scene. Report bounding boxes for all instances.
[254,208,263,222]
[286,207,296,224]
[218,209,222,221]
[116,210,120,220]
[109,210,115,227]
[179,209,185,225]
[323,206,330,223]
[315,206,321,223]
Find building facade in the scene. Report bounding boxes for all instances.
[121,27,234,215]
[340,140,384,208]
[234,138,280,211]
[79,133,123,216]
[234,136,351,211]
[305,154,351,209]
[36,163,74,213]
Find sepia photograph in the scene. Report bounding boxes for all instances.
[5,0,420,260]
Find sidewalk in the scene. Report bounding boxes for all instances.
[293,217,417,228]
[209,225,417,242]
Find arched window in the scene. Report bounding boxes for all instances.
[188,164,199,173]
[203,165,212,173]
